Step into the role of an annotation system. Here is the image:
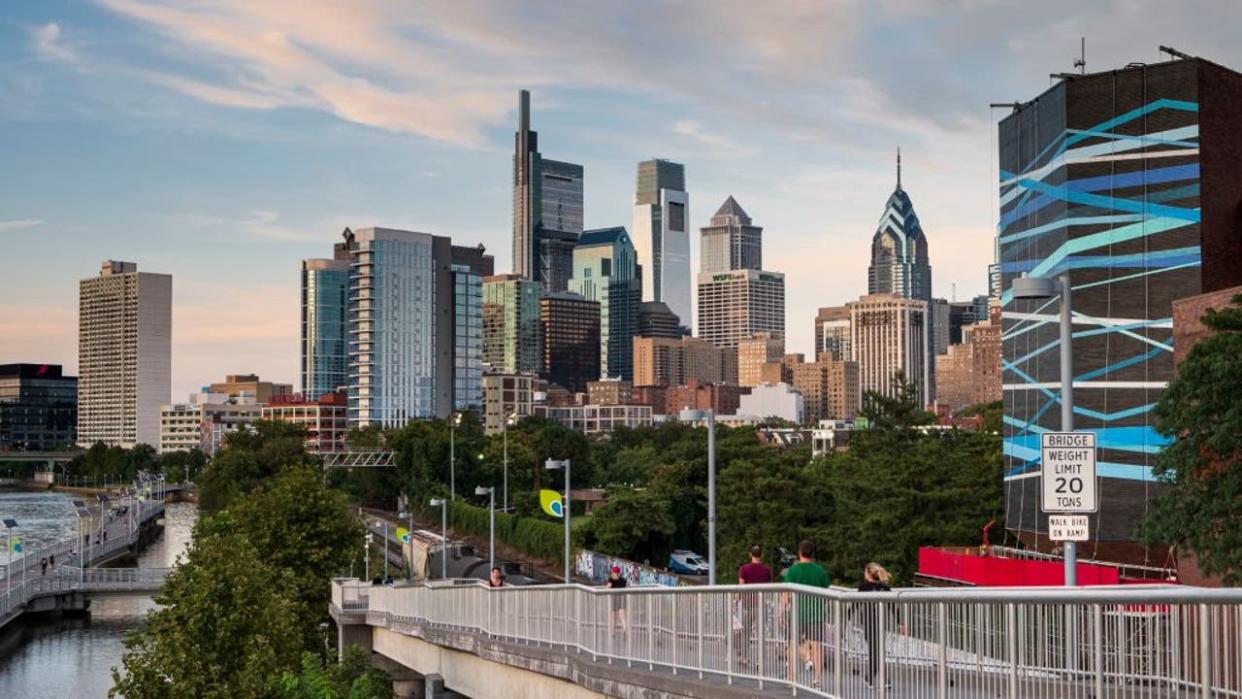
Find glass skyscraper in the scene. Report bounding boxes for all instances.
[512,89,583,292]
[483,274,543,375]
[301,258,350,400]
[570,227,640,380]
[699,196,762,275]
[632,159,691,331]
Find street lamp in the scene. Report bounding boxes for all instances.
[72,500,89,581]
[3,518,17,596]
[1012,272,1077,586]
[429,498,448,580]
[502,412,518,512]
[679,408,718,585]
[364,532,374,582]
[475,486,496,570]
[544,459,571,583]
[449,412,462,500]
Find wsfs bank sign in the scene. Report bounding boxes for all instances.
[1040,432,1098,514]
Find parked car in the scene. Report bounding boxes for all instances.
[668,549,710,575]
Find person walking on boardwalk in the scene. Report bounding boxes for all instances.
[736,545,772,667]
[782,540,831,689]
[857,562,905,690]
[606,566,628,632]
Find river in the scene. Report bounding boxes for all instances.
[0,490,196,698]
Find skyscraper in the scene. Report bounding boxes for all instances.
[736,332,784,387]
[570,227,640,380]
[632,159,691,328]
[540,292,601,394]
[347,228,455,427]
[813,306,851,362]
[999,55,1242,550]
[512,89,583,292]
[700,196,762,274]
[0,364,77,451]
[483,274,542,375]
[868,151,932,302]
[301,257,349,400]
[451,245,494,412]
[696,269,785,349]
[848,293,929,407]
[78,260,171,447]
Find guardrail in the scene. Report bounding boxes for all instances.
[1,567,170,622]
[1,500,164,581]
[337,579,1242,698]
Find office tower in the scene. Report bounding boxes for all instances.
[696,269,785,348]
[700,196,763,274]
[637,301,682,339]
[999,56,1242,549]
[632,336,737,387]
[813,306,852,362]
[786,355,861,423]
[483,274,542,375]
[451,245,494,412]
[347,227,458,428]
[935,306,1002,412]
[77,260,171,447]
[208,374,293,404]
[947,301,980,346]
[0,364,77,450]
[868,151,932,302]
[301,258,350,400]
[632,159,691,328]
[570,227,640,380]
[737,332,785,387]
[540,292,601,394]
[512,89,583,292]
[848,293,929,407]
[931,298,950,355]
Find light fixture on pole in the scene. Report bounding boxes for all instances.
[544,459,571,583]
[679,408,718,585]
[73,500,89,581]
[449,412,462,500]
[429,498,448,580]
[3,518,17,597]
[1012,272,1078,586]
[475,486,496,570]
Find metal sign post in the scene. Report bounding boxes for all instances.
[1041,431,1098,586]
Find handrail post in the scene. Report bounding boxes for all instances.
[647,593,654,670]
[1006,603,1017,699]
[672,593,678,675]
[879,602,889,699]
[1199,603,1211,698]
[757,590,764,689]
[938,602,948,699]
[1093,603,1105,698]
[697,592,703,680]
[726,591,733,684]
[792,592,799,695]
[834,598,844,698]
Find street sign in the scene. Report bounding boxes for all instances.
[1048,515,1090,541]
[1041,431,1097,513]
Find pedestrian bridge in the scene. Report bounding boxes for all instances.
[332,578,1242,698]
[0,567,170,629]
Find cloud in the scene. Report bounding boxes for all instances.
[32,23,74,61]
[672,120,757,159]
[0,219,44,232]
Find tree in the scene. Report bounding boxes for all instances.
[717,456,810,579]
[959,401,1003,434]
[1144,294,1242,583]
[861,373,935,430]
[580,486,676,563]
[271,648,392,699]
[111,533,303,698]
[196,420,313,511]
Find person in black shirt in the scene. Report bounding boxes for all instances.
[857,562,905,689]
[606,566,628,631]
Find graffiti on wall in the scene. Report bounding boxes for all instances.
[575,549,685,588]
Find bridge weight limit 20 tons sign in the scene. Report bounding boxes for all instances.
[1041,432,1098,514]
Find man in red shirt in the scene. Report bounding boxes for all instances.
[735,545,772,669]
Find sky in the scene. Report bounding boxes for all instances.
[2,0,1240,401]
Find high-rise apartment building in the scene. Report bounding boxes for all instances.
[77,260,171,447]
[813,306,851,362]
[999,56,1242,549]
[931,297,950,355]
[483,274,542,375]
[788,356,861,424]
[450,245,494,412]
[632,336,737,387]
[301,257,350,400]
[700,196,762,274]
[947,301,979,346]
[697,269,785,349]
[848,293,929,407]
[632,159,691,328]
[512,90,583,292]
[540,292,601,394]
[935,305,1002,412]
[570,227,640,380]
[736,332,785,387]
[0,364,77,451]
[347,228,456,427]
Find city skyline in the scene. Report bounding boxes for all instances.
[4,2,1241,399]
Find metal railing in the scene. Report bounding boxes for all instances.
[1,567,170,622]
[1,500,164,582]
[338,579,1242,698]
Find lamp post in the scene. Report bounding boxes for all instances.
[382,519,389,581]
[3,518,17,597]
[429,498,448,580]
[475,486,496,570]
[502,412,517,512]
[449,412,462,500]
[364,532,373,582]
[72,500,88,582]
[679,408,717,585]
[1012,272,1077,586]
[544,459,571,583]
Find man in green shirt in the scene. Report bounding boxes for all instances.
[782,539,831,688]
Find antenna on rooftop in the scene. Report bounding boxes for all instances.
[1074,37,1086,75]
[1160,45,1192,61]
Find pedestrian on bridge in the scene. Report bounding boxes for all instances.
[782,540,831,690]
[735,545,772,668]
[856,562,905,690]
[606,566,628,632]
[41,557,48,576]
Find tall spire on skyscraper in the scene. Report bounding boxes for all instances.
[896,147,902,190]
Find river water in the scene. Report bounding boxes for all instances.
[0,491,196,698]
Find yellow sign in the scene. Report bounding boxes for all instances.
[539,489,564,518]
